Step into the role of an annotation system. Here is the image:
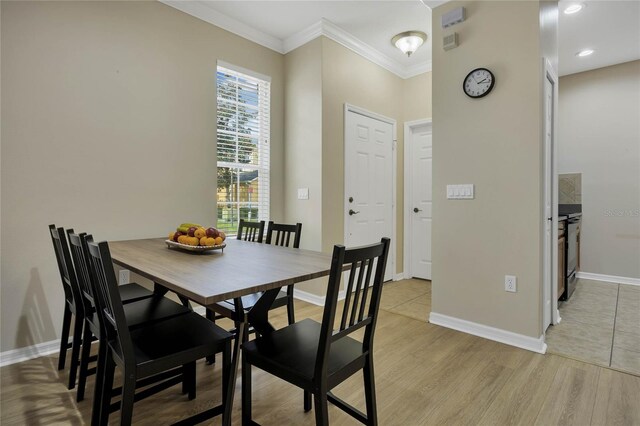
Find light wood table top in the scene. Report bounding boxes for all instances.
[108,238,332,306]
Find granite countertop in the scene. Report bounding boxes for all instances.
[559,204,582,221]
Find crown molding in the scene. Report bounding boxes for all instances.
[282,20,324,53]
[160,2,431,79]
[405,60,433,78]
[159,0,285,53]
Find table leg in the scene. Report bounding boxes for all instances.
[154,282,192,309]
[246,287,281,336]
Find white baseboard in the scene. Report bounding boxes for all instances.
[576,272,640,287]
[1,338,62,367]
[429,312,547,354]
[293,289,346,306]
[394,273,405,281]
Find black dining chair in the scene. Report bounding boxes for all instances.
[50,223,157,387]
[88,240,234,426]
[49,225,85,390]
[264,221,302,325]
[207,221,303,341]
[67,231,192,403]
[236,219,265,243]
[241,237,390,426]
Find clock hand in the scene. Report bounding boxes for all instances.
[477,78,489,84]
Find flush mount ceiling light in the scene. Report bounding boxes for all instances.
[576,49,594,57]
[564,3,584,14]
[391,31,427,57]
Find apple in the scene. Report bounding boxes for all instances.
[187,227,197,237]
[206,227,219,238]
[173,231,184,242]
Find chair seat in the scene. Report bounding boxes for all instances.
[119,283,154,304]
[88,296,191,332]
[113,312,233,377]
[242,319,366,390]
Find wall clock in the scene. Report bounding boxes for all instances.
[463,68,495,98]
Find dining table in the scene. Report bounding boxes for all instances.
[107,237,334,423]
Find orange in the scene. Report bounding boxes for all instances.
[194,227,206,239]
[214,236,223,246]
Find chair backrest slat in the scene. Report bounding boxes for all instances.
[265,221,302,249]
[349,259,368,327]
[315,238,390,381]
[237,219,265,243]
[357,258,374,322]
[67,231,95,311]
[339,262,358,330]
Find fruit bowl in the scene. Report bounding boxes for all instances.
[165,240,226,253]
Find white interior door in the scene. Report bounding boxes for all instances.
[345,107,394,281]
[408,121,432,279]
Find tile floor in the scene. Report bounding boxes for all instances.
[546,279,640,375]
[380,278,431,322]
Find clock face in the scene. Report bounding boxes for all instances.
[463,68,495,98]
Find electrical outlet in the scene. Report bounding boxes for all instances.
[118,269,130,285]
[505,275,517,293]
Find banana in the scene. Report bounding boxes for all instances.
[177,223,202,233]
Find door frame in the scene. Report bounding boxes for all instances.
[403,118,433,279]
[541,58,560,331]
[343,103,397,280]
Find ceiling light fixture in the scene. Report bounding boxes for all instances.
[576,49,594,57]
[564,4,584,14]
[391,31,427,57]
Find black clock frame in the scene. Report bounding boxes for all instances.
[463,68,495,99]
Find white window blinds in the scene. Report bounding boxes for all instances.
[216,63,271,235]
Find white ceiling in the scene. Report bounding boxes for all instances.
[163,0,640,78]
[559,0,640,76]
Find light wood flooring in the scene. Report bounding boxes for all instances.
[546,279,640,375]
[2,279,640,425]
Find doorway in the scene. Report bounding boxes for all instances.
[344,104,396,282]
[403,119,433,280]
[542,58,559,332]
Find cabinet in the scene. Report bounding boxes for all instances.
[558,234,565,298]
[576,224,581,273]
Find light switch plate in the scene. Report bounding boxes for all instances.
[446,184,474,199]
[297,188,309,200]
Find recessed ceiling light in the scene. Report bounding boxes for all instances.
[564,4,584,14]
[576,49,594,57]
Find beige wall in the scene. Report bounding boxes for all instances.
[0,1,284,351]
[283,39,323,252]
[403,72,432,122]
[558,60,640,279]
[431,1,556,338]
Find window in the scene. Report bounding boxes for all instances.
[216,62,270,235]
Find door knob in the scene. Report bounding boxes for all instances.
[413,207,422,213]
[349,209,360,216]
